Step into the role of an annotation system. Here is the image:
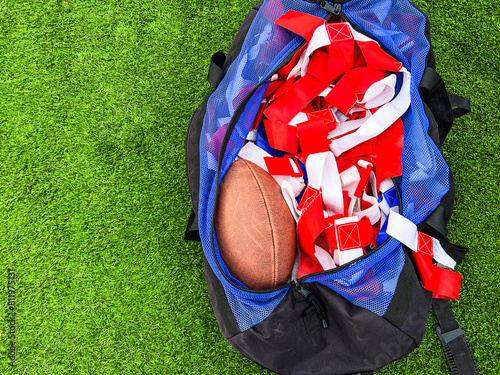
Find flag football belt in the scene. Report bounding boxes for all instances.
[235,10,461,299]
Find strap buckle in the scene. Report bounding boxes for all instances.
[436,326,464,345]
[305,0,343,15]
[436,325,480,375]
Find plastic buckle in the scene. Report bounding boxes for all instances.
[436,326,464,345]
[321,1,342,15]
[304,0,342,15]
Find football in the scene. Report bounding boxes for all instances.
[214,159,297,290]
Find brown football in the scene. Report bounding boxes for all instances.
[215,159,297,290]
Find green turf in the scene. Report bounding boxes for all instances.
[0,0,498,373]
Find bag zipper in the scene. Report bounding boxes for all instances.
[307,0,343,16]
[209,4,402,294]
[209,38,311,293]
[294,279,329,328]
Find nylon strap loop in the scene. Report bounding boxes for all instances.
[433,299,480,375]
[207,50,226,88]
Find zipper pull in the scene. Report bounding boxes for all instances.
[293,279,311,298]
[331,3,342,15]
[306,0,343,16]
[293,280,328,329]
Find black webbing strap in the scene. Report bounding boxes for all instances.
[432,299,479,375]
[418,217,468,265]
[419,68,453,143]
[184,208,201,241]
[419,67,471,144]
[207,50,226,88]
[448,92,471,119]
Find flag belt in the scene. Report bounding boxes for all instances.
[232,10,461,299]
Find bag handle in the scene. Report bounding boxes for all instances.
[207,50,226,88]
[433,299,480,375]
[419,67,470,144]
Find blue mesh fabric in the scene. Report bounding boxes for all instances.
[212,83,271,288]
[198,0,450,331]
[198,0,328,332]
[307,239,405,314]
[343,0,450,225]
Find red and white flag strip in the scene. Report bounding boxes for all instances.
[237,141,305,198]
[231,11,462,298]
[386,210,461,300]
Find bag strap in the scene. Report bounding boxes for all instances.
[432,299,480,375]
[448,92,471,119]
[207,50,226,88]
[419,67,470,144]
[184,208,201,241]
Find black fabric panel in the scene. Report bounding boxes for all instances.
[422,95,457,238]
[383,248,432,346]
[398,280,432,347]
[203,256,241,339]
[422,206,447,237]
[207,50,226,88]
[229,283,417,375]
[184,95,210,239]
[223,1,263,72]
[397,251,433,346]
[419,67,455,144]
[423,102,442,150]
[383,250,416,329]
[437,166,456,229]
[303,305,322,332]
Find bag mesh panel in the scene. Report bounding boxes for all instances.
[307,240,405,313]
[198,0,328,332]
[343,0,450,224]
[198,0,449,331]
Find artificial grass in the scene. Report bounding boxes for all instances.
[0,0,498,374]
